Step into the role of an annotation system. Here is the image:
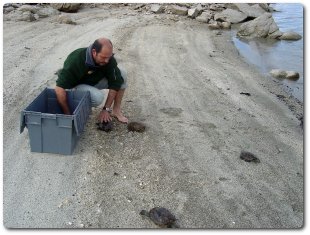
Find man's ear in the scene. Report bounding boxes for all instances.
[91,49,97,56]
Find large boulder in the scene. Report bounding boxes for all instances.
[209,4,226,11]
[36,7,60,18]
[285,71,300,80]
[150,4,164,14]
[188,7,200,18]
[57,15,76,25]
[279,31,302,41]
[17,4,38,13]
[269,69,300,80]
[3,6,15,14]
[51,3,81,13]
[269,69,287,79]
[259,3,275,12]
[167,5,188,16]
[196,11,213,23]
[214,9,247,24]
[237,13,281,39]
[234,3,266,18]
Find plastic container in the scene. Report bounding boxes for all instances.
[20,88,91,155]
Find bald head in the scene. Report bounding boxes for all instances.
[91,37,113,66]
[92,38,113,52]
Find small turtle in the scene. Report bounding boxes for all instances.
[127,121,146,132]
[140,207,179,228]
[96,121,113,132]
[240,151,260,163]
[240,92,251,96]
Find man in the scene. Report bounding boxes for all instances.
[55,37,128,123]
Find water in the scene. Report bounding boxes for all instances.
[232,3,304,102]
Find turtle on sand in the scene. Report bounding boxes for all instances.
[127,121,146,132]
[140,207,179,228]
[96,121,113,132]
[240,151,260,163]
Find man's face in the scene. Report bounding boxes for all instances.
[92,47,113,66]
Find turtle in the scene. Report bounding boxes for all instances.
[127,121,146,133]
[96,121,113,132]
[240,151,260,163]
[140,207,179,228]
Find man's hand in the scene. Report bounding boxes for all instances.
[98,110,112,123]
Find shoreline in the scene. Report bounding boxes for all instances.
[3,5,303,228]
[213,27,303,120]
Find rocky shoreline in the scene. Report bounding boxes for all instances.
[3,3,302,40]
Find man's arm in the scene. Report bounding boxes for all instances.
[98,89,117,122]
[55,86,71,115]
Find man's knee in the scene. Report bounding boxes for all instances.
[92,91,105,107]
[75,84,105,107]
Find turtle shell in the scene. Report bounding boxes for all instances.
[127,122,146,132]
[148,207,176,227]
[240,151,260,163]
[97,121,113,132]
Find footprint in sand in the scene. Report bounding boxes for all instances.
[159,108,183,117]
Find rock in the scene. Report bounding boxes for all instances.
[259,3,274,12]
[269,69,287,79]
[178,3,192,8]
[279,31,302,41]
[167,5,188,16]
[272,70,300,80]
[12,3,22,8]
[208,22,221,30]
[214,9,247,24]
[224,3,239,11]
[134,4,145,10]
[51,3,81,13]
[269,30,283,39]
[36,7,60,18]
[209,4,226,11]
[188,8,200,19]
[17,4,37,13]
[237,13,281,39]
[234,3,266,18]
[285,71,300,80]
[57,15,76,25]
[195,4,203,14]
[196,11,213,23]
[3,6,15,14]
[150,4,164,14]
[220,21,231,29]
[14,11,36,22]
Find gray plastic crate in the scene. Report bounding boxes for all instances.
[20,88,91,155]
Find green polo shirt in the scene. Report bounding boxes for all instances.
[56,48,124,90]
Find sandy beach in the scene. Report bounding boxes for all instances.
[3,4,303,228]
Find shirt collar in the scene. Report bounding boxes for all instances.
[85,44,100,68]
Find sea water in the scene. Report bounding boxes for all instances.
[232,3,304,102]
